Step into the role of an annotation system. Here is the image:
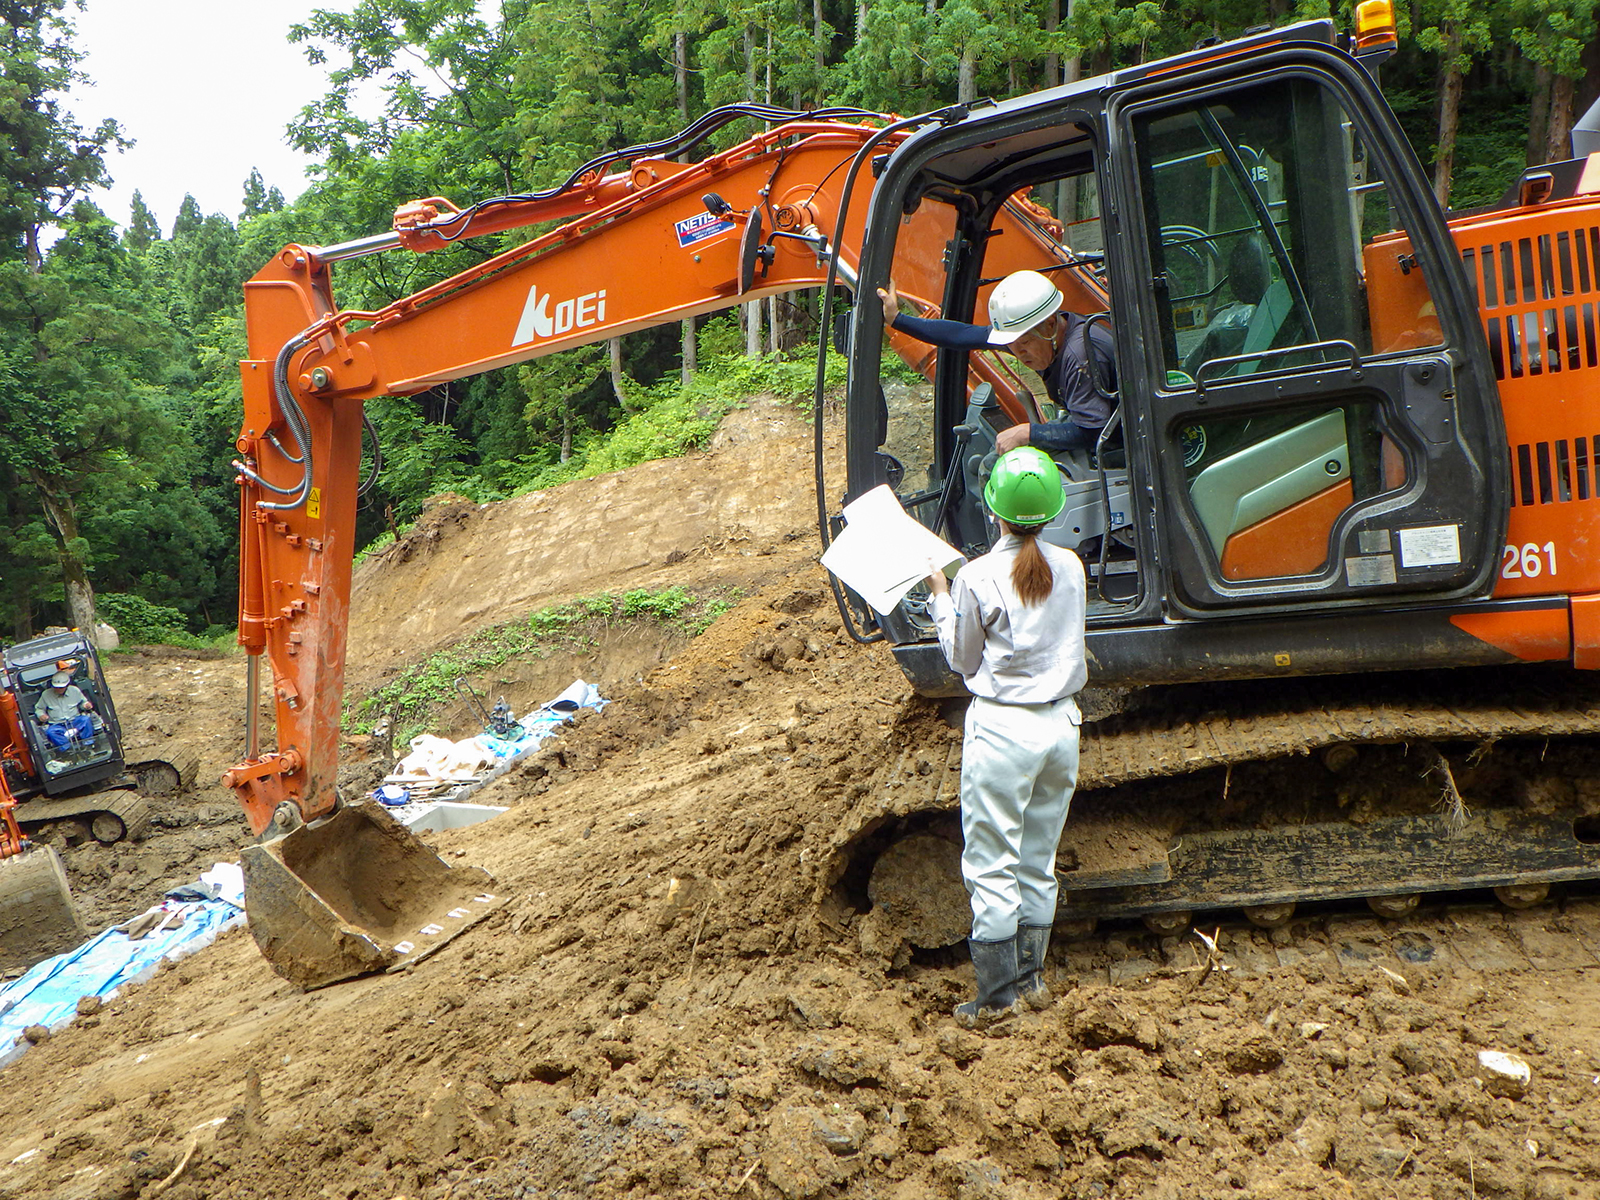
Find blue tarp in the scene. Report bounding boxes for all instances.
[0,863,246,1065]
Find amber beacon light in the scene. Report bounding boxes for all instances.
[1354,0,1398,55]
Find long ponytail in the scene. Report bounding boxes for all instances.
[1007,522,1053,606]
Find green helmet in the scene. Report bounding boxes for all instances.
[983,446,1065,526]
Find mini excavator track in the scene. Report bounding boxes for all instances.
[834,666,1600,949]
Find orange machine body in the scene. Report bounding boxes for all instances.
[1358,181,1600,667]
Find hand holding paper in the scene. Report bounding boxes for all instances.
[820,486,964,615]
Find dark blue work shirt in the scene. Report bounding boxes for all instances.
[891,310,1116,441]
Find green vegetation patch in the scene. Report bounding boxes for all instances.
[96,593,235,652]
[351,586,736,742]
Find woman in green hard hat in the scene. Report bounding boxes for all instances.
[923,446,1087,1027]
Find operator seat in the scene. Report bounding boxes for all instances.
[1183,236,1284,378]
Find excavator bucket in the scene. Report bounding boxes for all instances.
[240,803,507,990]
[0,845,86,972]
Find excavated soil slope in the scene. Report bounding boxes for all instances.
[4,399,1600,1200]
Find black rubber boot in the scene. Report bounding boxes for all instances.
[1016,924,1053,1010]
[954,936,1021,1028]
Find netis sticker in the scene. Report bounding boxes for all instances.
[675,211,735,248]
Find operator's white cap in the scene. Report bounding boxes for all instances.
[986,270,1065,345]
[50,671,71,687]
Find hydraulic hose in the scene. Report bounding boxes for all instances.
[421,104,886,246]
[232,329,317,513]
[358,410,381,498]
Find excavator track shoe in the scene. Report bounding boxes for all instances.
[0,846,85,972]
[19,790,151,845]
[127,745,200,795]
[241,803,507,990]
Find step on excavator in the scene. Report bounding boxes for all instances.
[228,6,1600,985]
[0,631,198,966]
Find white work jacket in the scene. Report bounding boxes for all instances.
[929,533,1087,712]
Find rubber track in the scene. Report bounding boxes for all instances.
[824,666,1600,882]
[1077,668,1600,791]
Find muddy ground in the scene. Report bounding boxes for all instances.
[4,398,1600,1200]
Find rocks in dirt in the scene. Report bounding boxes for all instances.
[1222,1031,1283,1075]
[1392,1034,1454,1079]
[760,1104,865,1198]
[1288,1116,1335,1165]
[1478,1048,1533,1098]
[794,1038,886,1087]
[936,1026,983,1065]
[1067,995,1162,1051]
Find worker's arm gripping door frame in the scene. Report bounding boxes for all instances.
[1106,50,1508,616]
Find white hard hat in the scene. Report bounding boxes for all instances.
[50,671,71,687]
[986,270,1064,344]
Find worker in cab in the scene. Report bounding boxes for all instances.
[923,447,1087,1026]
[34,670,96,751]
[880,269,1117,452]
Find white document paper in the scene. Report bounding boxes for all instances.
[820,485,965,615]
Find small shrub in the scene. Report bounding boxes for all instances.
[96,593,232,650]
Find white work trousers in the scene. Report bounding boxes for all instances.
[960,695,1080,941]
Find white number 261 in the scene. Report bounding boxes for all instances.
[1501,541,1557,579]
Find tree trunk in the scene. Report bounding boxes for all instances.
[958,48,976,102]
[1528,64,1553,168]
[675,27,696,383]
[856,0,868,41]
[1433,37,1464,209]
[29,470,97,634]
[745,23,763,357]
[674,29,689,120]
[814,0,826,84]
[609,337,633,412]
[1045,0,1060,87]
[1547,72,1578,164]
[560,403,572,463]
[745,301,763,356]
[682,319,697,384]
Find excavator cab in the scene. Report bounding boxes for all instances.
[2,633,126,797]
[847,20,1509,692]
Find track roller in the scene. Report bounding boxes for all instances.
[1494,882,1550,910]
[1141,909,1192,936]
[1367,893,1422,919]
[1242,902,1295,929]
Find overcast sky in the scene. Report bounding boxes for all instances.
[69,1,352,236]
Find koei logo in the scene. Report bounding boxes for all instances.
[512,286,607,346]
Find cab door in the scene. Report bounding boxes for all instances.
[1110,59,1507,615]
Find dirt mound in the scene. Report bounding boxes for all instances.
[2,401,1599,1200]
[344,399,830,698]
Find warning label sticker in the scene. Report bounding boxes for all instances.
[1398,524,1462,569]
[675,211,736,248]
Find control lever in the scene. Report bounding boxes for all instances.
[932,422,976,541]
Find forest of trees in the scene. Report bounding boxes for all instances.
[2,0,1598,641]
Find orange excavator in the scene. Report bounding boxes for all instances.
[229,10,1600,985]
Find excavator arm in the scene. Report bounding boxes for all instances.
[224,109,1103,839]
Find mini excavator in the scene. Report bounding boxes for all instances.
[0,632,198,967]
[228,9,1600,984]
